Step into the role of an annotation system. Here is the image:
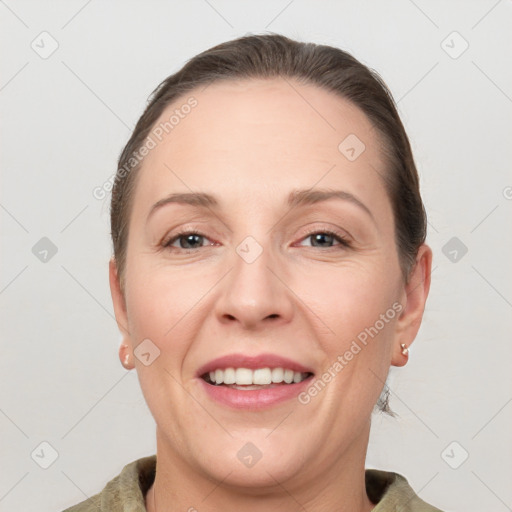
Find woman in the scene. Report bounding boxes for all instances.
[65,33,442,511]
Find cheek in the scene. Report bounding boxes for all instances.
[293,262,400,369]
[128,271,191,330]
[123,267,208,428]
[124,260,221,367]
[299,267,399,412]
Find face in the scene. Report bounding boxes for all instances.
[110,78,431,488]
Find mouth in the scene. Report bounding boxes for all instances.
[201,367,314,390]
[196,353,315,409]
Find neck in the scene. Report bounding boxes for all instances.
[145,426,375,512]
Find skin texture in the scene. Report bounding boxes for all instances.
[109,78,432,512]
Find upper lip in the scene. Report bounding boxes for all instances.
[196,353,315,378]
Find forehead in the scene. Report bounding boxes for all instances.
[133,77,389,215]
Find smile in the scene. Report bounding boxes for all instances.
[203,367,312,387]
[196,353,315,409]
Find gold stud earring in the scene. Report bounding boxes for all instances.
[400,343,409,356]
[122,353,133,369]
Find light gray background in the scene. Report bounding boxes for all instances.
[1,1,511,511]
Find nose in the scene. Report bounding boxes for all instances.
[214,242,294,331]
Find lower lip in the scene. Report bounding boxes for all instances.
[198,377,314,410]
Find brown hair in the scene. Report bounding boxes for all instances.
[111,33,426,294]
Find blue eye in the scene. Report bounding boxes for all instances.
[163,231,212,250]
[299,230,351,249]
[162,229,351,252]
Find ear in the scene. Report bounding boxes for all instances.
[109,259,133,367]
[391,244,432,367]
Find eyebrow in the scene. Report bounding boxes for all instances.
[147,188,374,222]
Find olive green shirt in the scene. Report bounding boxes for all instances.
[63,455,444,511]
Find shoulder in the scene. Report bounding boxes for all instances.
[62,455,156,512]
[366,468,445,511]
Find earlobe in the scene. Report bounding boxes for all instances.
[391,244,433,367]
[119,343,135,370]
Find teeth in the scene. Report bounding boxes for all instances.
[235,368,253,385]
[206,367,310,385]
[223,367,236,384]
[271,367,284,383]
[284,369,294,384]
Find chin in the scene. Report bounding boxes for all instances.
[208,456,304,491]
[192,434,308,489]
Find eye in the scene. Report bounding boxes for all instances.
[162,228,351,252]
[297,229,351,249]
[162,230,215,251]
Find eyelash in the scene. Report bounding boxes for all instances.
[162,228,351,252]
[300,228,352,249]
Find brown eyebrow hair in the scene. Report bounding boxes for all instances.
[147,188,374,222]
